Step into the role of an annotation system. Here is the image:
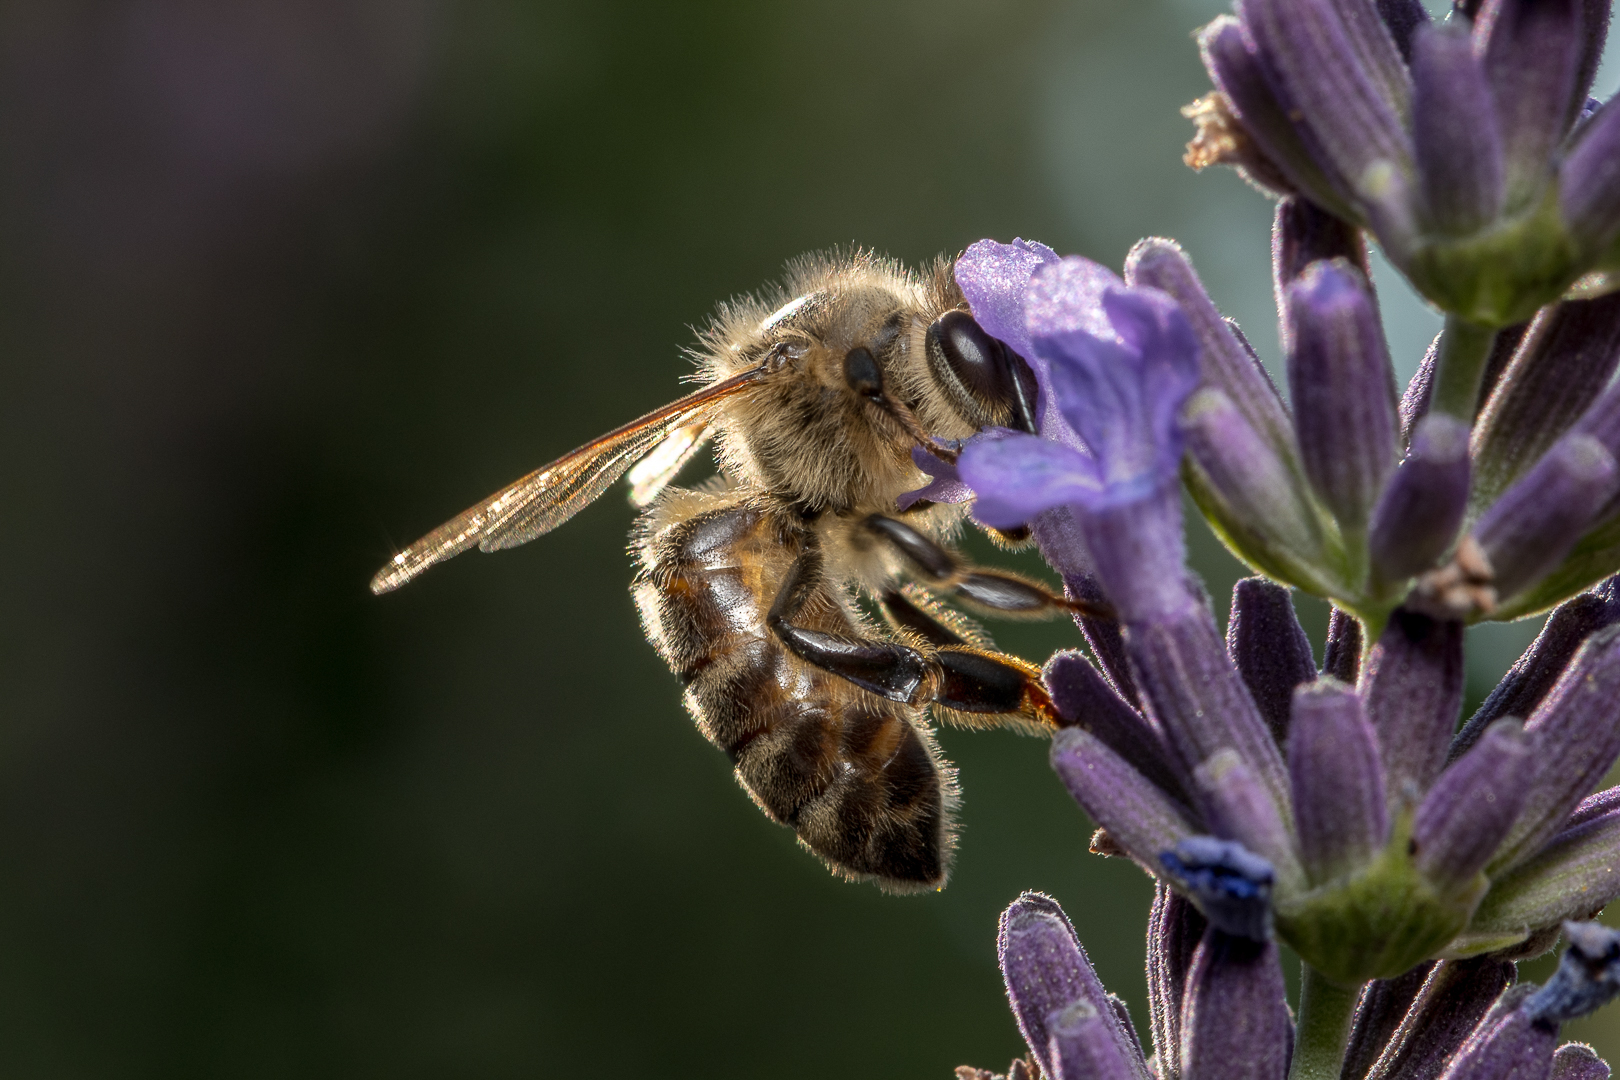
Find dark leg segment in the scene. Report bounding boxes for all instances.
[864,514,1111,619]
[771,548,1056,727]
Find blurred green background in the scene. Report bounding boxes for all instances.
[0,1,1615,1077]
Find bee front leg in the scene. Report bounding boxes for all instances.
[862,514,1112,620]
[768,550,1059,731]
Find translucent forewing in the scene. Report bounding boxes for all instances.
[370,365,766,594]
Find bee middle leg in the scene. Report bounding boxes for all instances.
[767,547,1058,731]
[862,513,1112,621]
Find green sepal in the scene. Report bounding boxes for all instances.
[1276,820,1483,985]
[1181,455,1344,600]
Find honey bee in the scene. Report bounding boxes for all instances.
[372,251,1095,891]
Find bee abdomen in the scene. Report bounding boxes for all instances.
[634,498,955,890]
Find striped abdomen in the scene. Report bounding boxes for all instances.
[633,497,955,890]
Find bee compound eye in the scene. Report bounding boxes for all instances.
[843,345,884,399]
[926,311,1040,434]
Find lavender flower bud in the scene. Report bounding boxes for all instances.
[1048,998,1148,1080]
[1466,807,1620,949]
[1287,259,1399,532]
[1369,413,1472,584]
[1323,606,1364,683]
[1236,0,1414,208]
[1127,606,1293,823]
[1180,930,1292,1080]
[1126,238,1293,458]
[1472,296,1620,513]
[1195,16,1351,215]
[1412,720,1531,894]
[1491,624,1620,873]
[1474,0,1586,208]
[1566,784,1620,831]
[1435,985,1558,1080]
[998,894,1145,1080]
[1160,837,1276,943]
[1525,922,1620,1024]
[1181,388,1331,590]
[1227,578,1317,743]
[1289,678,1389,884]
[1551,1044,1611,1080]
[1376,0,1430,59]
[1274,198,1372,354]
[1454,580,1620,761]
[1195,749,1305,889]
[1410,22,1505,234]
[1474,434,1620,604]
[1148,883,1207,1080]
[1365,958,1518,1080]
[1051,727,1200,870]
[1561,100,1620,267]
[1344,964,1438,1080]
[1361,609,1466,805]
[1045,650,1187,802]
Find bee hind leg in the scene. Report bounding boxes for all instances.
[861,514,1112,621]
[768,551,1058,732]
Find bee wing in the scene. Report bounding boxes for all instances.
[626,420,715,508]
[371,365,764,595]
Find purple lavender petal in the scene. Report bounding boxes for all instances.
[1126,605,1294,825]
[999,893,1144,1080]
[1369,413,1471,584]
[1290,678,1389,884]
[1148,882,1208,1080]
[1028,261,1200,499]
[1180,931,1292,1080]
[1474,434,1620,604]
[1453,579,1620,762]
[1475,0,1585,207]
[1472,808,1620,941]
[1412,720,1531,893]
[957,432,1100,530]
[1051,727,1202,871]
[1323,606,1364,682]
[1360,609,1466,805]
[1160,837,1277,943]
[1550,1043,1611,1080]
[1227,577,1318,743]
[955,239,1061,369]
[1194,750,1305,889]
[1237,0,1415,204]
[1045,650,1187,803]
[1434,986,1557,1080]
[1410,21,1506,234]
[1474,295,1620,512]
[1376,0,1430,59]
[1342,964,1439,1080]
[1491,623,1620,873]
[1525,922,1620,1024]
[1286,259,1399,531]
[1126,238,1295,460]
[1196,16,1355,214]
[1561,99,1620,264]
[1366,958,1518,1080]
[896,445,973,511]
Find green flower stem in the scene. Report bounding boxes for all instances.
[1429,316,1499,422]
[1288,967,1362,1080]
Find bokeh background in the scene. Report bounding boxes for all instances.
[1,1,1617,1077]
